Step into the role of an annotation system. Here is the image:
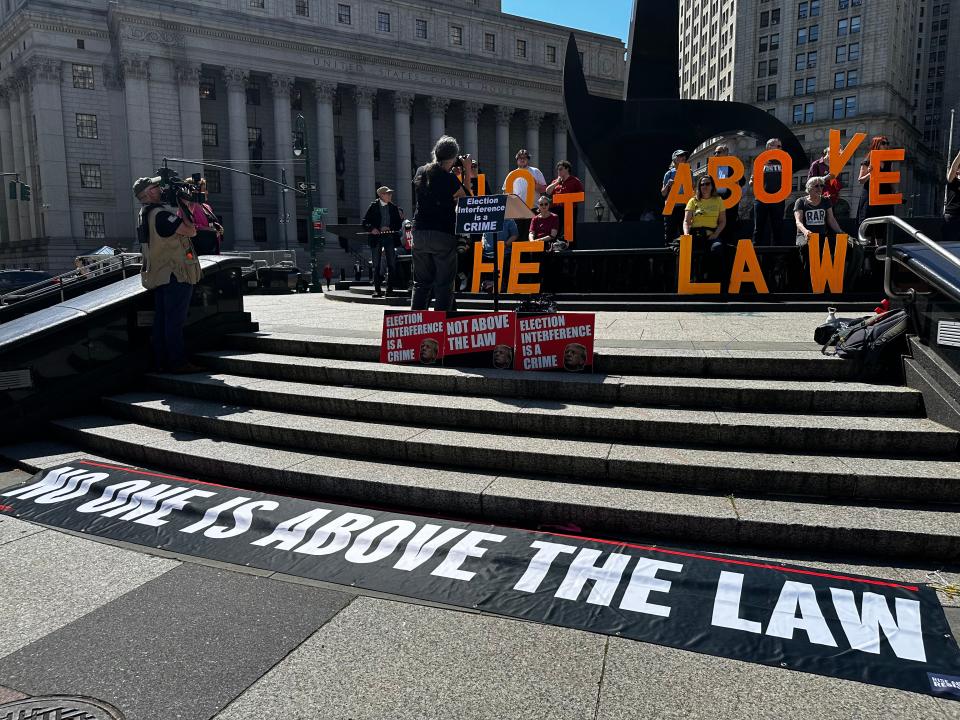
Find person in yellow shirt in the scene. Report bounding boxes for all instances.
[683,175,728,283]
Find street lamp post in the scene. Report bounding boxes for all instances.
[294,113,324,291]
[280,167,289,250]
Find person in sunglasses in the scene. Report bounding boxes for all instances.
[795,175,861,283]
[683,175,727,281]
[856,136,893,244]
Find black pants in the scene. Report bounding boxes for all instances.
[753,200,785,246]
[411,229,459,311]
[370,239,398,293]
[943,214,960,243]
[663,206,686,244]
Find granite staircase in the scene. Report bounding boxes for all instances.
[30,331,960,562]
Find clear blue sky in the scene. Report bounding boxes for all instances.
[502,0,633,43]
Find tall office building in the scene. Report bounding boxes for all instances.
[679,0,954,215]
[914,0,960,166]
[0,0,624,270]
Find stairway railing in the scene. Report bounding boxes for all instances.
[0,252,142,307]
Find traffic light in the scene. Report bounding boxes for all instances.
[7,182,15,200]
[19,184,30,201]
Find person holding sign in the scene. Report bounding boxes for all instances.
[794,175,861,284]
[530,196,561,251]
[411,136,473,311]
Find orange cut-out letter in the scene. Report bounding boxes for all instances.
[868,149,905,207]
[503,168,537,208]
[728,239,769,294]
[553,191,585,244]
[663,163,695,215]
[677,235,721,295]
[470,239,505,293]
[506,240,543,294]
[752,150,792,204]
[808,234,848,293]
[828,129,866,176]
[708,156,745,210]
[476,174,487,197]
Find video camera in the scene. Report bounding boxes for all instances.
[453,155,477,170]
[157,168,207,207]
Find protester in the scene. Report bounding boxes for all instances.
[545,161,584,237]
[713,144,743,243]
[795,175,861,283]
[749,138,786,246]
[942,149,960,243]
[134,175,202,374]
[483,218,519,258]
[362,186,404,297]
[857,136,893,244]
[662,149,688,244]
[179,179,222,255]
[322,263,333,290]
[503,149,546,208]
[411,136,473,311]
[530,196,560,249]
[809,146,830,179]
[682,175,727,282]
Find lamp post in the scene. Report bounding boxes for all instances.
[594,200,605,223]
[294,113,324,291]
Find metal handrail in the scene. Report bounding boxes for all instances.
[861,216,960,304]
[0,253,142,306]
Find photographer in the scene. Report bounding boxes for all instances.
[411,135,473,311]
[134,175,203,374]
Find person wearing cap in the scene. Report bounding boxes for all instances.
[133,176,202,374]
[362,185,405,297]
[662,149,688,244]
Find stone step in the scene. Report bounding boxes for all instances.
[43,417,960,562]
[144,373,957,457]
[101,392,960,502]
[226,331,861,381]
[198,349,923,416]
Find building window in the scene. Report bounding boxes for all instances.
[759,35,769,52]
[72,64,94,89]
[798,1,809,18]
[848,42,860,60]
[373,139,381,162]
[836,45,847,62]
[377,11,390,32]
[770,33,780,50]
[251,177,265,196]
[845,95,857,117]
[758,60,767,78]
[416,19,427,39]
[546,44,557,63]
[761,10,769,26]
[850,16,861,33]
[794,78,805,95]
[847,69,858,86]
[805,102,815,123]
[76,113,98,139]
[838,18,848,36]
[793,102,815,124]
[516,38,526,58]
[767,83,777,99]
[806,50,817,68]
[797,27,807,44]
[757,86,766,101]
[202,122,218,147]
[248,127,263,160]
[806,76,815,93]
[291,88,303,111]
[249,0,264,7]
[79,163,102,188]
[252,217,267,241]
[199,76,216,100]
[77,39,85,50]
[450,25,463,46]
[83,212,106,239]
[769,58,779,75]
[204,169,221,194]
[832,97,845,119]
[484,32,496,52]
[246,82,260,106]
[296,0,309,16]
[337,3,351,24]
[771,8,781,24]
[834,71,845,89]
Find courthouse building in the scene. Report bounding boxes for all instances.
[678,0,958,216]
[0,0,625,270]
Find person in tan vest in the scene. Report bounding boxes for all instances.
[134,176,203,374]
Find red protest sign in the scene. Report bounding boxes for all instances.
[515,313,595,373]
[380,310,446,366]
[442,312,516,369]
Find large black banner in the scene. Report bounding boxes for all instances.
[3,461,960,699]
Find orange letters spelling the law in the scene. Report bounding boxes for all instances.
[752,149,793,204]
[663,163,695,215]
[868,149,905,207]
[708,157,746,210]
[828,129,866,176]
[808,234,848,294]
[677,235,721,295]
[728,240,769,294]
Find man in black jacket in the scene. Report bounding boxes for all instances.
[362,186,405,297]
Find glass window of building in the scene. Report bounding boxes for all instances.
[76,113,98,139]
[202,122,218,147]
[377,11,390,32]
[72,64,94,89]
[337,3,351,24]
[83,212,106,239]
[79,163,102,188]
[484,32,496,52]
[450,25,463,45]
[296,0,308,16]
[416,19,427,39]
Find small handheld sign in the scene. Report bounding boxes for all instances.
[456,194,508,235]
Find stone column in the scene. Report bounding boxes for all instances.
[495,106,514,192]
[525,110,544,169]
[0,88,20,244]
[176,62,204,178]
[354,85,376,216]
[6,81,29,240]
[462,102,482,157]
[224,67,252,248]
[16,70,38,238]
[121,54,154,184]
[428,96,449,145]
[29,57,72,239]
[270,73,296,249]
[393,91,414,217]
[554,115,569,169]
[313,80,338,224]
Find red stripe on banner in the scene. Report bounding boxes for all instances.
[540,531,919,591]
[78,460,233,489]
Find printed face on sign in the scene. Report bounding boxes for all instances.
[419,338,440,364]
[563,343,588,372]
[492,344,514,370]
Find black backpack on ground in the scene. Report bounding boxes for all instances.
[821,309,909,364]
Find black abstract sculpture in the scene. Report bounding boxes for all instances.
[564,0,808,221]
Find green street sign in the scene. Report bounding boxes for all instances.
[311,208,327,222]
